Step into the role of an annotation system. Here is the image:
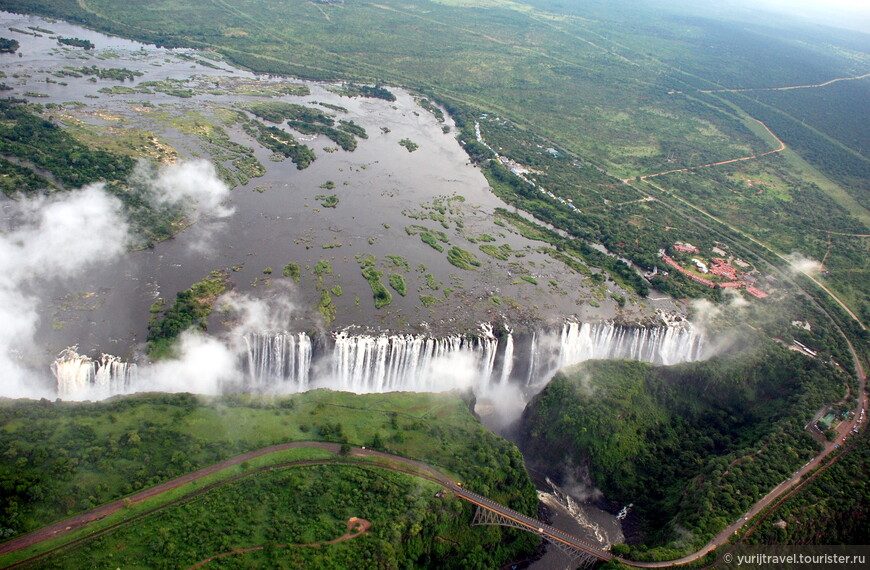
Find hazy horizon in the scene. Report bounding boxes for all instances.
[714,0,870,33]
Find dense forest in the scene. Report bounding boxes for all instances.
[520,338,852,560]
[746,432,870,545]
[146,273,229,358]
[0,391,538,568]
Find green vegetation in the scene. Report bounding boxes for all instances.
[495,209,649,297]
[0,37,20,53]
[146,273,228,358]
[0,100,132,189]
[415,97,445,122]
[388,274,407,296]
[0,99,189,245]
[57,37,93,49]
[399,138,419,152]
[312,259,332,279]
[282,263,301,282]
[521,338,849,559]
[446,247,480,270]
[318,289,336,324]
[66,65,143,81]
[289,120,357,151]
[419,231,445,252]
[313,101,348,113]
[241,101,333,125]
[338,119,367,139]
[242,120,315,169]
[0,391,537,568]
[314,193,339,208]
[479,243,511,260]
[359,256,392,309]
[98,85,137,95]
[40,465,453,568]
[746,430,870,546]
[319,180,336,189]
[6,0,869,554]
[327,83,395,101]
[385,255,409,270]
[519,275,537,285]
[419,294,440,307]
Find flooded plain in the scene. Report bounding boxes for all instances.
[1,11,683,373]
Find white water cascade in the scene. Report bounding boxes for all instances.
[558,321,702,367]
[242,332,312,391]
[329,325,499,393]
[499,331,514,385]
[520,321,703,388]
[52,320,705,399]
[52,347,137,399]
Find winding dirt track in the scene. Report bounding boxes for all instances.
[639,118,786,181]
[699,72,870,94]
[187,517,371,569]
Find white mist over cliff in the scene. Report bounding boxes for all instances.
[0,160,230,399]
[0,186,128,398]
[53,303,706,404]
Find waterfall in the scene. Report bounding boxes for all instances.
[242,332,311,390]
[329,325,498,393]
[557,321,703,368]
[499,332,514,385]
[52,320,704,399]
[52,347,137,399]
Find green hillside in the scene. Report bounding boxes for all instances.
[520,339,851,559]
[0,390,538,568]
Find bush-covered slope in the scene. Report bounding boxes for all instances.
[520,340,849,559]
[746,431,870,546]
[0,390,538,568]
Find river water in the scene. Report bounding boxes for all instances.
[1,11,685,391]
[0,10,644,559]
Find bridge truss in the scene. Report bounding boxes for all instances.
[471,506,603,569]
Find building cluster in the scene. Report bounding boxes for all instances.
[660,244,769,298]
[673,242,699,254]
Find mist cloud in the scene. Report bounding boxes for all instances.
[1,160,234,399]
[143,331,239,395]
[132,159,233,219]
[785,252,822,275]
[0,185,128,398]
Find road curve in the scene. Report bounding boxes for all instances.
[4,398,868,569]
